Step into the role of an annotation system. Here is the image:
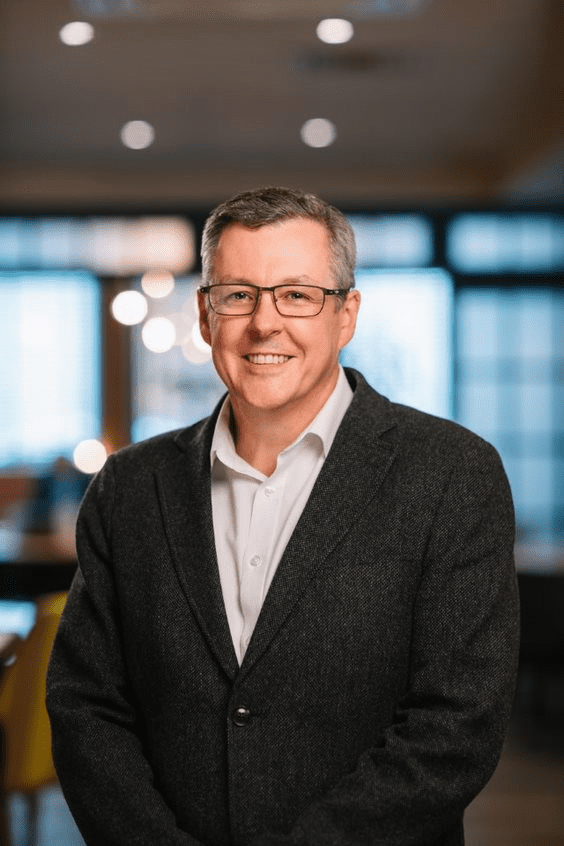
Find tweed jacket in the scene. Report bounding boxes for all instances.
[46,369,519,846]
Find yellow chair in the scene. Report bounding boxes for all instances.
[0,592,67,846]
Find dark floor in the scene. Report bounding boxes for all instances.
[465,721,564,846]
[8,682,564,846]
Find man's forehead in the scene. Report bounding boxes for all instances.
[213,219,331,280]
[217,217,328,244]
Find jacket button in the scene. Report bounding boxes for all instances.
[232,706,251,726]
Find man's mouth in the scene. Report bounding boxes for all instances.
[245,354,291,364]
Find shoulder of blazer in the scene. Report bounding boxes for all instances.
[342,367,502,471]
[107,370,497,482]
[102,393,227,479]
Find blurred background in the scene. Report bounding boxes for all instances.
[0,0,562,843]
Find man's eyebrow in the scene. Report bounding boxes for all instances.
[213,277,252,285]
[280,275,318,285]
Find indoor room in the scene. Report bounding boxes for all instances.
[0,1,562,844]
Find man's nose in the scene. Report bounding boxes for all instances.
[248,288,283,333]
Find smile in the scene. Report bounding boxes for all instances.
[245,354,291,364]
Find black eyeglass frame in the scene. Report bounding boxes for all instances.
[198,283,351,317]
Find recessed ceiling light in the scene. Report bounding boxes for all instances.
[120,120,155,150]
[316,19,354,44]
[300,118,336,148]
[59,21,95,46]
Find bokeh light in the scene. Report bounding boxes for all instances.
[141,270,175,299]
[73,439,107,474]
[181,342,212,364]
[142,317,176,352]
[191,321,210,353]
[181,321,211,364]
[111,290,148,325]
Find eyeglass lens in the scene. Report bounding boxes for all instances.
[209,284,325,316]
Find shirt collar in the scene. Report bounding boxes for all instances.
[300,365,353,457]
[210,366,353,475]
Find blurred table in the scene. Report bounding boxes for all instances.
[0,530,76,599]
[0,562,76,600]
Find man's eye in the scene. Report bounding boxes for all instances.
[226,289,253,301]
[283,288,310,301]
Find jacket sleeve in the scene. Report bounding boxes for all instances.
[248,440,520,846]
[46,455,201,846]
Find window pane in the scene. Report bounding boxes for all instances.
[131,276,225,442]
[519,383,553,433]
[456,381,498,438]
[447,214,564,273]
[347,215,433,267]
[0,272,101,467]
[340,268,453,418]
[0,216,195,276]
[456,287,564,566]
[520,458,553,513]
[457,290,500,359]
[0,601,36,637]
[518,292,554,358]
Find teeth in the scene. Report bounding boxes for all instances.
[247,354,290,364]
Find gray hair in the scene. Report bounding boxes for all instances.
[201,186,356,290]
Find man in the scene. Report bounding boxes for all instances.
[47,187,519,846]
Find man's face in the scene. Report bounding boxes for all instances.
[198,218,360,427]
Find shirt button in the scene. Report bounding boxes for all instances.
[249,554,262,567]
[232,706,251,726]
[264,486,275,497]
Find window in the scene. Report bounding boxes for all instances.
[348,214,433,268]
[0,216,194,276]
[447,214,564,273]
[0,600,36,637]
[131,276,224,443]
[456,287,564,566]
[0,272,101,467]
[341,268,453,418]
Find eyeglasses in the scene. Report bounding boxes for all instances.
[199,283,349,317]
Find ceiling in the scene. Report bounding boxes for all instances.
[0,0,562,210]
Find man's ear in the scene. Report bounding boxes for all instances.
[338,289,361,351]
[197,291,212,346]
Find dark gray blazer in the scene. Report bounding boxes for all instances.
[46,369,519,846]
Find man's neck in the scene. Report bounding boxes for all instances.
[229,377,340,476]
[228,407,307,477]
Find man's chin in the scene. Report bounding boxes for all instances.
[231,383,301,415]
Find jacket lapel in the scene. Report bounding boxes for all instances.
[155,411,240,682]
[238,373,398,677]
[152,373,397,683]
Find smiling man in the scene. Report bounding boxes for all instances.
[198,216,360,474]
[47,187,519,846]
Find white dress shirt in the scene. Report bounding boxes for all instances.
[210,366,353,664]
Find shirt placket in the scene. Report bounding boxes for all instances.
[238,476,283,658]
